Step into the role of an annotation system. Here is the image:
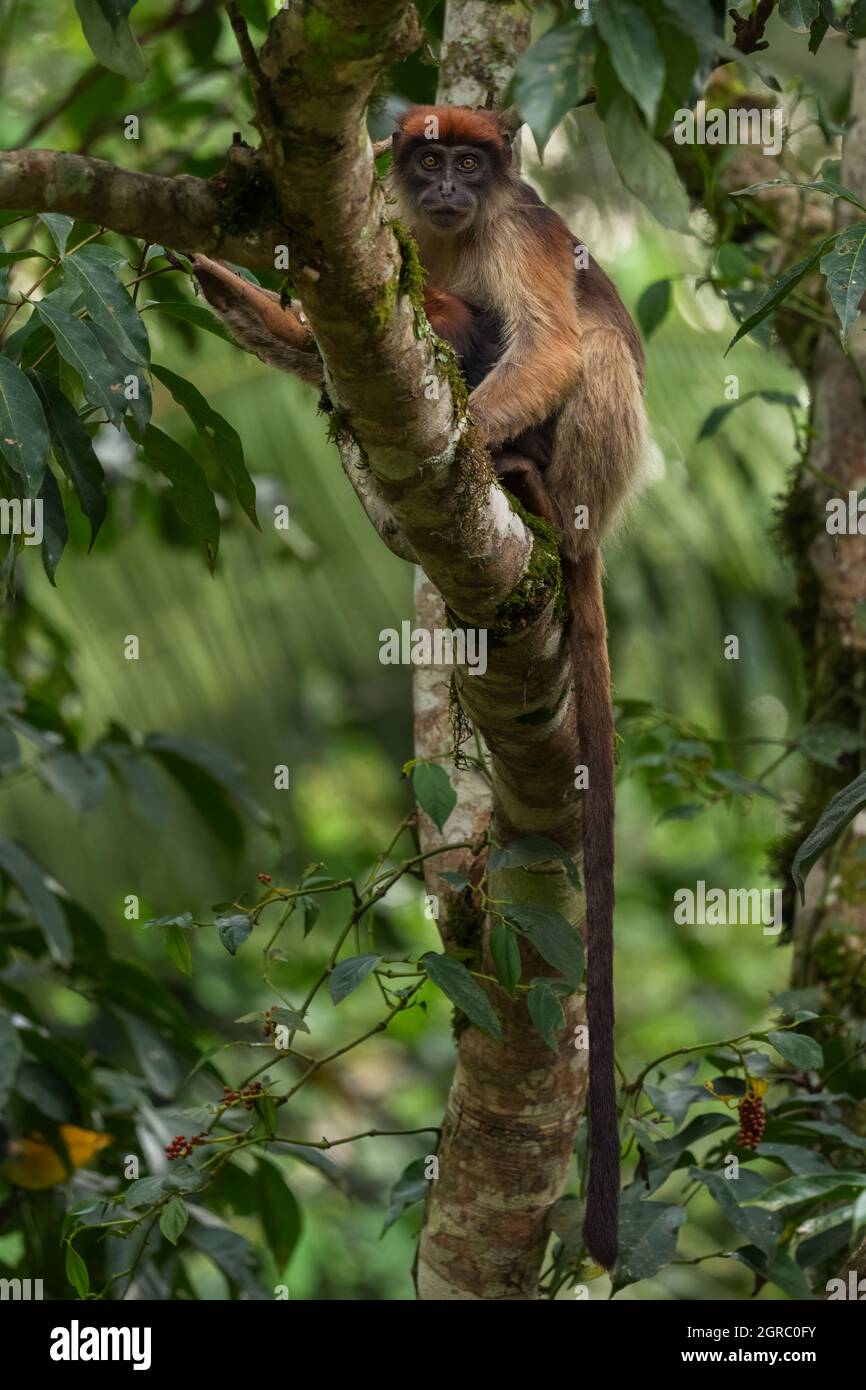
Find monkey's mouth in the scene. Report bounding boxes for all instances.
[425,206,472,230]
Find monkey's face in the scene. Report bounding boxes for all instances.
[401,143,492,234]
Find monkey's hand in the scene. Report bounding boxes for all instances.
[466,393,510,448]
[191,255,324,386]
[467,360,550,448]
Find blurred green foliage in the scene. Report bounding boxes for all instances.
[0,0,864,1302]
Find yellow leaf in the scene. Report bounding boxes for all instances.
[5,1126,113,1190]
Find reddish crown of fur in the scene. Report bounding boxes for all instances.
[394,105,511,169]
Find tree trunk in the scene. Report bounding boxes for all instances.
[413,0,591,1302]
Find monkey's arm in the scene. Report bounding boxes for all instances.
[466,272,582,449]
[191,255,324,386]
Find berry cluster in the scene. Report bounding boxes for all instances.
[737,1095,766,1149]
[263,1005,275,1039]
[164,1133,205,1161]
[258,872,272,885]
[222,1080,264,1111]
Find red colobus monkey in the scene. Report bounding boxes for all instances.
[193,104,648,1272]
[393,106,647,1273]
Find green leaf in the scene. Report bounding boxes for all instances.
[422,952,502,1039]
[134,423,220,570]
[596,1,665,127]
[39,214,75,255]
[779,0,822,31]
[766,1029,824,1070]
[757,1141,833,1176]
[637,280,672,341]
[809,12,830,50]
[0,355,50,495]
[616,1200,686,1284]
[645,1080,708,1125]
[144,911,195,930]
[35,300,126,423]
[186,1212,269,1298]
[144,300,237,344]
[65,245,150,366]
[796,722,866,769]
[159,1196,189,1246]
[654,17,700,136]
[548,1194,585,1252]
[87,320,152,431]
[28,374,107,548]
[708,768,781,801]
[117,1009,180,1097]
[439,870,469,890]
[689,1167,781,1260]
[820,224,866,347]
[489,834,581,889]
[151,363,257,525]
[0,249,48,268]
[730,1246,816,1300]
[792,770,866,902]
[254,1159,302,1267]
[217,913,253,956]
[726,234,839,354]
[411,762,456,831]
[38,751,108,811]
[165,924,192,976]
[382,1156,430,1235]
[512,22,596,153]
[0,838,72,965]
[528,983,566,1052]
[65,1243,90,1297]
[707,1074,747,1098]
[0,1009,23,1108]
[604,94,691,233]
[74,0,147,82]
[38,465,68,585]
[747,1172,866,1210]
[696,389,801,440]
[143,732,275,844]
[657,803,706,823]
[730,177,866,215]
[504,903,584,987]
[489,924,521,995]
[300,894,320,936]
[328,953,382,1004]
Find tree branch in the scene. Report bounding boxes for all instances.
[0,149,282,272]
[731,0,776,54]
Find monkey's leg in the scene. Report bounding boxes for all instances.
[544,329,646,562]
[191,254,324,385]
[494,452,562,533]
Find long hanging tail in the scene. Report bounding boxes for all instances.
[566,548,619,1271]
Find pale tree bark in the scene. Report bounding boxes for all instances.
[0,0,590,1300]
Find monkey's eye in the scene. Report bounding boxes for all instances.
[420,154,438,169]
[460,156,478,171]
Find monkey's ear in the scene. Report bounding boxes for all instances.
[391,128,407,163]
